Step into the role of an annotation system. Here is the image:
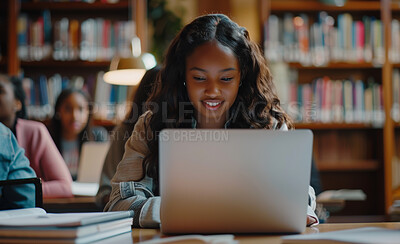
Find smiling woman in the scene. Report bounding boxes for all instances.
[185,40,241,128]
[103,14,320,229]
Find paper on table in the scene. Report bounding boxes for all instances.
[281,227,400,244]
[71,182,99,196]
[137,234,237,244]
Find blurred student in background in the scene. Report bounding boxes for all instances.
[0,122,37,210]
[48,88,108,180]
[96,66,160,209]
[0,74,72,198]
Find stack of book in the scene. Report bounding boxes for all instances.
[264,12,384,66]
[23,71,128,121]
[0,207,133,243]
[288,77,383,125]
[270,63,384,125]
[392,69,400,122]
[17,12,135,62]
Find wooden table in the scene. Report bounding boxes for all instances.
[96,222,400,244]
[43,196,100,213]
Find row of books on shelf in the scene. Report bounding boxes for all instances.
[18,11,135,62]
[264,12,384,66]
[23,71,128,121]
[283,76,384,126]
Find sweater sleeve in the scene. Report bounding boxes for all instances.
[96,124,128,209]
[104,111,160,228]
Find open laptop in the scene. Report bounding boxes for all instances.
[159,129,313,234]
[71,141,110,196]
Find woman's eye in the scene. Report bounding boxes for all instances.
[221,77,233,82]
[193,76,206,81]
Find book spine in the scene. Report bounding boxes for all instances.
[265,15,281,62]
[355,21,365,62]
[390,19,399,63]
[69,19,80,60]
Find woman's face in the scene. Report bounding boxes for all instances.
[0,80,20,129]
[185,40,240,128]
[57,92,89,140]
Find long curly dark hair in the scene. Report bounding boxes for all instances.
[122,66,161,132]
[143,14,293,194]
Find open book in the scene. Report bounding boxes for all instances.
[0,208,133,243]
[281,227,400,244]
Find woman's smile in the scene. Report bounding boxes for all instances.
[202,100,224,111]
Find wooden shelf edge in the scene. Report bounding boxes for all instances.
[21,1,129,11]
[288,62,382,69]
[295,122,382,130]
[393,187,400,200]
[270,1,381,11]
[391,2,400,12]
[21,60,110,68]
[43,196,95,204]
[317,160,381,172]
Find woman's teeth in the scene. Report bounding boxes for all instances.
[205,101,221,106]
[203,101,223,110]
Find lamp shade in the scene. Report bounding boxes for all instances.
[103,37,157,85]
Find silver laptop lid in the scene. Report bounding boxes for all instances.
[77,141,110,183]
[159,129,313,234]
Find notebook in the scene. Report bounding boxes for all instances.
[71,141,110,196]
[159,129,313,234]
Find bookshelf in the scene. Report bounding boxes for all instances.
[4,0,147,124]
[260,0,396,215]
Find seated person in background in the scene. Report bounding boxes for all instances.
[0,122,37,209]
[48,88,108,180]
[105,14,318,227]
[96,66,160,209]
[0,74,72,198]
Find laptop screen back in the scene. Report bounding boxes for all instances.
[77,141,110,183]
[159,129,313,234]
